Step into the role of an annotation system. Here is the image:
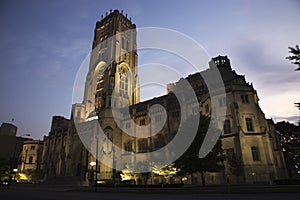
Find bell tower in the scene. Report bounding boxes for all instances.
[83,9,140,120]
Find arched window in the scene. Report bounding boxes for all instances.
[119,73,128,98]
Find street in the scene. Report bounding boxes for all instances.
[1,187,300,200]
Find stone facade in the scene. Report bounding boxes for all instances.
[19,140,43,171]
[203,57,288,183]
[42,116,88,184]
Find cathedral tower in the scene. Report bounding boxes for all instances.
[83,9,140,120]
[80,10,140,181]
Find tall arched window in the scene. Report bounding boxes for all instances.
[119,73,128,98]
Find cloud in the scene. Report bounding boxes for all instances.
[32,32,90,60]
[53,38,90,59]
[272,115,299,125]
[219,25,300,124]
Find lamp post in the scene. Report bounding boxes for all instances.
[111,135,116,188]
[87,100,99,192]
[95,134,99,192]
[89,161,96,188]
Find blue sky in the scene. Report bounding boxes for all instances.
[0,0,299,139]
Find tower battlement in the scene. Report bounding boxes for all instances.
[210,55,232,70]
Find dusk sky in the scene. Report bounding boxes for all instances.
[0,0,299,139]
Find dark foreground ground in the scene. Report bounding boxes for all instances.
[1,184,300,200]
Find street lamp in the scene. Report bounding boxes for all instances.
[90,161,96,167]
[251,172,256,184]
[86,128,99,192]
[89,161,96,188]
[95,134,99,192]
[86,99,101,191]
[112,137,116,188]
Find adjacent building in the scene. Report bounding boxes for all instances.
[0,122,18,137]
[0,122,32,170]
[19,140,43,171]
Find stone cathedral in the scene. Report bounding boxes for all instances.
[41,10,287,186]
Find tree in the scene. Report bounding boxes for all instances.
[120,162,179,186]
[120,164,140,184]
[151,163,180,185]
[286,45,300,71]
[174,115,225,186]
[276,121,300,177]
[0,158,11,181]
